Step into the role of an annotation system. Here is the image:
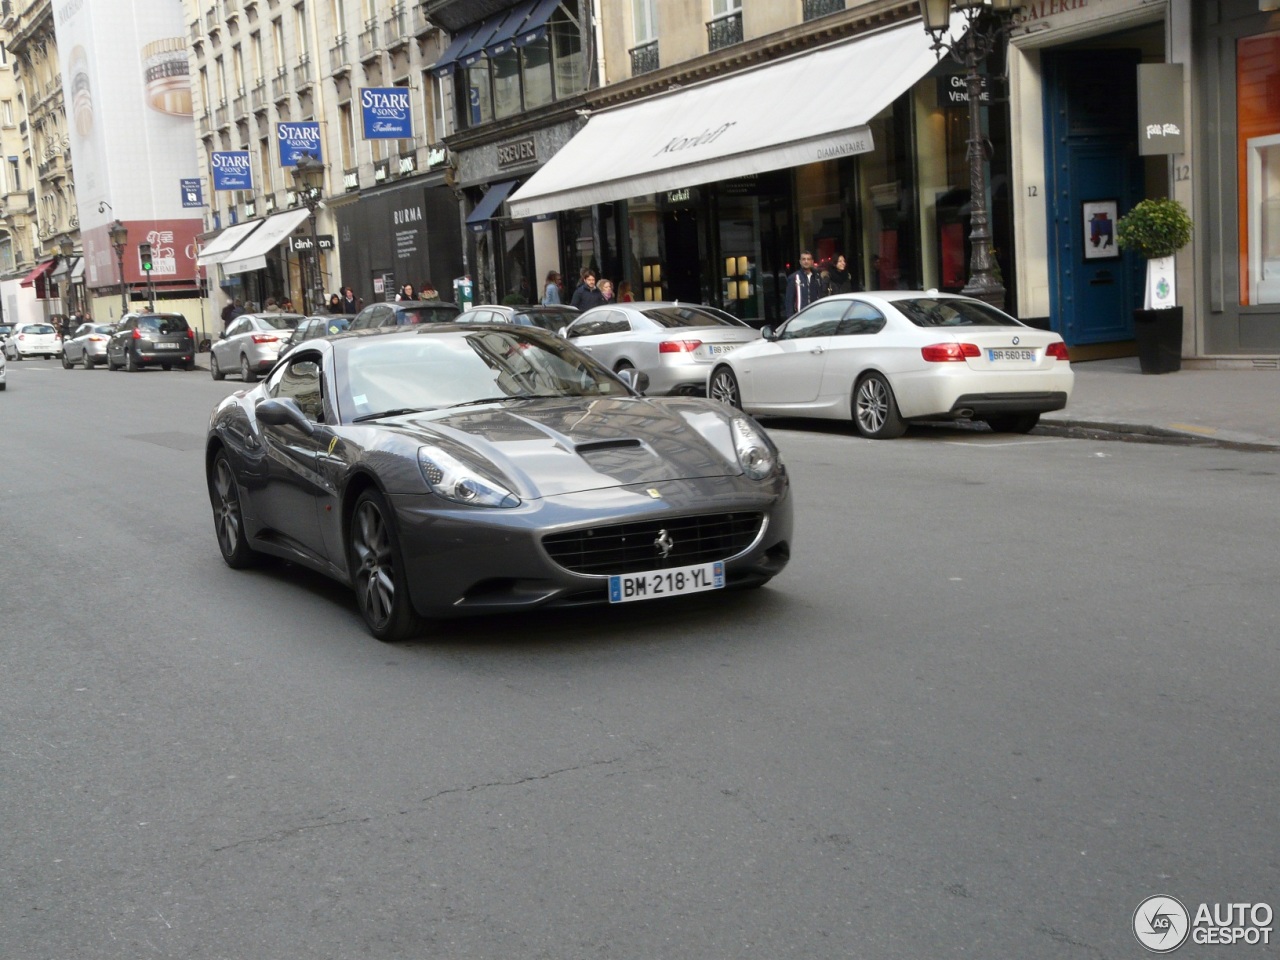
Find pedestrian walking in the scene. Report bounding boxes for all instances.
[784,251,825,316]
[570,271,606,311]
[826,254,854,295]
[542,270,562,305]
[341,287,360,314]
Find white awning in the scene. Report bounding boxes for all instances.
[196,219,265,267]
[508,19,941,219]
[219,207,311,276]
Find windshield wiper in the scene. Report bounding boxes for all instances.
[448,394,562,408]
[352,407,434,422]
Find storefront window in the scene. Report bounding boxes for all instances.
[551,11,585,98]
[501,223,531,303]
[858,102,906,291]
[465,62,493,127]
[523,39,553,109]
[492,48,523,120]
[795,161,843,268]
[718,190,761,321]
[1238,33,1280,305]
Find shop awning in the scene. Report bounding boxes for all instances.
[508,19,940,219]
[512,0,561,49]
[51,256,73,279]
[19,259,57,287]
[430,21,481,77]
[197,219,266,267]
[219,208,311,276]
[485,0,538,57]
[466,180,520,233]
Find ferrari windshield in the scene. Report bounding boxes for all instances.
[338,328,630,420]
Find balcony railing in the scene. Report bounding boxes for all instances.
[222,0,239,20]
[251,79,267,111]
[215,102,230,128]
[329,36,350,74]
[629,40,658,76]
[293,54,313,89]
[264,193,276,213]
[271,67,289,101]
[397,151,417,176]
[802,0,844,20]
[198,113,212,137]
[373,158,390,183]
[232,91,248,116]
[343,168,360,192]
[359,19,380,60]
[412,3,432,36]
[205,6,218,30]
[706,11,742,52]
[190,20,203,42]
[385,2,408,49]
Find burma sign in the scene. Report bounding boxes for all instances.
[277,121,323,167]
[211,151,252,190]
[361,87,412,140]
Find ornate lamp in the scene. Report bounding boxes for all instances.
[291,154,326,313]
[109,219,129,313]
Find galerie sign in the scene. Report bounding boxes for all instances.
[361,87,412,140]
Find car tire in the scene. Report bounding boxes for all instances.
[83,351,95,370]
[709,366,742,408]
[986,412,1040,434]
[61,351,73,369]
[125,350,141,372]
[183,360,195,371]
[349,489,425,643]
[853,373,907,439]
[210,353,225,380]
[106,351,118,370]
[161,363,172,371]
[240,354,257,383]
[208,451,259,569]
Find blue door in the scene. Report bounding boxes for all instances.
[1043,51,1144,346]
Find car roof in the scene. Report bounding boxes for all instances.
[392,300,459,309]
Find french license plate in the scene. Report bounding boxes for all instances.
[608,561,725,603]
[156,343,180,350]
[706,344,737,356]
[988,348,1036,361]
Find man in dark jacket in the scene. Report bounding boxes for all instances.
[569,271,606,311]
[784,251,825,317]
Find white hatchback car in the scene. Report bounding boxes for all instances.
[3,322,61,360]
[0,345,6,390]
[707,291,1073,438]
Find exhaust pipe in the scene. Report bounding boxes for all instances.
[954,408,975,420]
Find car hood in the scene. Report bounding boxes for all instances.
[380,396,748,498]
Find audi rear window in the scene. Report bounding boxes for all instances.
[641,307,738,328]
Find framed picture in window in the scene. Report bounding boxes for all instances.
[1082,199,1120,260]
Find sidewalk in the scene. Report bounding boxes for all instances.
[1043,358,1280,450]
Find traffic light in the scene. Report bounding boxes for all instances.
[138,242,153,273]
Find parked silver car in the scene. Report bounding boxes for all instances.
[561,302,761,395]
[467,303,578,333]
[210,312,303,381]
[61,322,118,369]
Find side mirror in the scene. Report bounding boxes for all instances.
[760,325,775,341]
[255,397,316,436]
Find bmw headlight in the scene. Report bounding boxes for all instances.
[417,446,521,508]
[732,417,777,480]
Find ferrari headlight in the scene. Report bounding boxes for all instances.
[732,417,776,480]
[417,446,521,508]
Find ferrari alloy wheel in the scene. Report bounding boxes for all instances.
[349,490,423,643]
[986,412,1041,434]
[709,366,741,408]
[209,452,258,569]
[853,373,907,439]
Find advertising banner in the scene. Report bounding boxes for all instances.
[211,151,252,191]
[360,87,413,140]
[180,178,204,207]
[277,121,323,167]
[53,0,203,288]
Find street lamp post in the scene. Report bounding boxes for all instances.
[59,236,77,318]
[291,153,326,315]
[108,219,130,315]
[919,0,1022,310]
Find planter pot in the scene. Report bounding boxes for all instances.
[1133,306,1182,374]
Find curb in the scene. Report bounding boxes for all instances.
[1041,418,1280,452]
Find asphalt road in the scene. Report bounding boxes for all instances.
[2,356,1278,959]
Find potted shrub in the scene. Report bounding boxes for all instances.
[1116,198,1193,374]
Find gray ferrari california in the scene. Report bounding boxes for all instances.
[205,324,792,641]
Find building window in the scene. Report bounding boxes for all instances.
[1239,33,1280,306]
[339,101,355,168]
[707,0,743,52]
[1,100,13,127]
[295,3,309,56]
[633,0,656,44]
[258,137,273,194]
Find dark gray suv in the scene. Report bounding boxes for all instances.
[105,312,195,371]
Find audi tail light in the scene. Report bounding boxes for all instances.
[921,342,980,362]
[659,339,703,354]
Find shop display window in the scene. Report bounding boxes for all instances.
[1237,32,1280,305]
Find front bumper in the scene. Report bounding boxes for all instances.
[392,474,793,618]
